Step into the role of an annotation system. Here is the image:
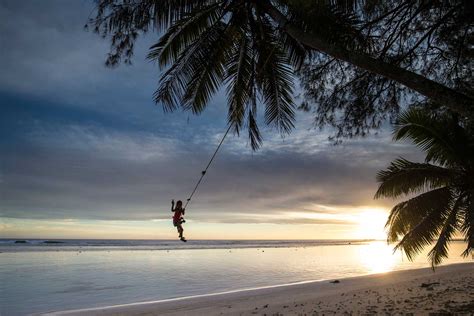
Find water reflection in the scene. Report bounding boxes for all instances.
[358,242,398,274]
[1,241,471,315]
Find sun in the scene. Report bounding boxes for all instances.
[355,208,388,240]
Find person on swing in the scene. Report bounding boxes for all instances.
[171,199,186,242]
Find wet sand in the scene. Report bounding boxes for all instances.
[48,262,474,315]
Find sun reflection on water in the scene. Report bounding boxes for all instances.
[358,242,399,274]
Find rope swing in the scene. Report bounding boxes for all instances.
[184,124,233,209]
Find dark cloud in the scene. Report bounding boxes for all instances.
[0,0,151,111]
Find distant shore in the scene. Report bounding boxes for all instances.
[47,262,474,315]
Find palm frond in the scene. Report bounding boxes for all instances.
[149,0,222,32]
[427,194,463,267]
[225,22,253,134]
[280,31,307,71]
[375,158,454,199]
[393,188,453,261]
[461,194,474,257]
[248,106,263,150]
[393,109,466,167]
[147,3,224,67]
[153,21,232,114]
[152,62,186,112]
[385,187,451,243]
[254,15,295,134]
[181,26,233,114]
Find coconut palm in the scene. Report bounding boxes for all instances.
[89,1,473,149]
[146,0,303,150]
[143,1,377,150]
[375,109,474,267]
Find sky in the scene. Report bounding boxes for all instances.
[0,0,423,240]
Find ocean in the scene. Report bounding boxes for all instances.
[1,239,472,315]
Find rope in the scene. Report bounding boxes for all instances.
[184,124,233,209]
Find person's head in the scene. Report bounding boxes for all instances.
[176,200,183,208]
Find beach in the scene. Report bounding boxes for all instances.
[49,262,474,315]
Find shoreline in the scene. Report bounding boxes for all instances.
[45,262,474,315]
[0,239,376,253]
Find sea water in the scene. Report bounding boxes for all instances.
[0,239,472,315]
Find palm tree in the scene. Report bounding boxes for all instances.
[375,109,474,267]
[89,1,474,149]
[96,0,311,150]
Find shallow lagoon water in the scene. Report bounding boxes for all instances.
[0,240,472,315]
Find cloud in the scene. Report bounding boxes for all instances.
[1,116,421,223]
[193,208,358,225]
[0,0,157,117]
[203,217,352,225]
[29,124,182,162]
[0,0,424,232]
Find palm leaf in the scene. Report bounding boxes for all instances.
[393,188,453,261]
[248,106,263,150]
[147,3,224,67]
[225,21,253,134]
[152,62,186,112]
[386,187,451,243]
[150,0,222,32]
[280,31,307,71]
[461,193,474,257]
[254,15,295,134]
[427,194,463,267]
[375,158,454,199]
[153,21,231,113]
[181,25,233,114]
[393,109,466,167]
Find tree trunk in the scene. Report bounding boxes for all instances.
[264,4,474,118]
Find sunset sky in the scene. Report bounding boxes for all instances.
[0,0,423,240]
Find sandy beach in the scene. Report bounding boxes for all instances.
[48,262,474,315]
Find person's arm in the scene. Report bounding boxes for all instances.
[171,199,175,212]
[182,208,185,215]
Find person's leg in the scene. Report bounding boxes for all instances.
[177,224,183,238]
[174,221,179,235]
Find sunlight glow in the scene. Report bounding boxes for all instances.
[355,209,388,240]
[358,242,397,274]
